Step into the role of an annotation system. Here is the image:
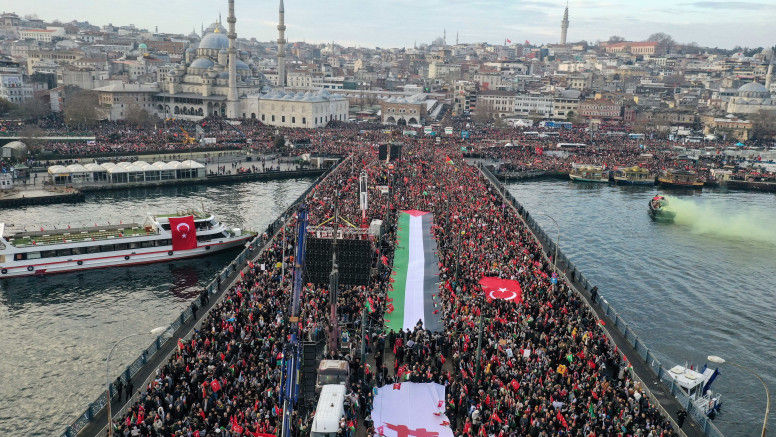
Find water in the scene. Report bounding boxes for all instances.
[0,179,312,436]
[507,181,776,437]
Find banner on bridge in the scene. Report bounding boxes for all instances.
[371,382,453,437]
[385,210,442,332]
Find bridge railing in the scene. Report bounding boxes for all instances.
[478,164,725,437]
[61,157,345,437]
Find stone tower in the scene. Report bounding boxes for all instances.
[560,2,569,45]
[226,0,238,118]
[277,0,287,87]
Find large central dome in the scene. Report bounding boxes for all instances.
[199,32,229,50]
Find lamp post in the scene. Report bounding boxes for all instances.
[106,326,166,437]
[707,355,770,437]
[537,213,560,278]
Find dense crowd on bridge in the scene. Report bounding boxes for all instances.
[107,139,679,436]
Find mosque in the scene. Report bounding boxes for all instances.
[726,64,775,115]
[149,0,348,127]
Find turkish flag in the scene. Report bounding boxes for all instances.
[479,276,522,303]
[169,215,197,251]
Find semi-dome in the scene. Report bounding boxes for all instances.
[235,59,250,70]
[198,32,229,50]
[737,81,770,98]
[190,57,215,69]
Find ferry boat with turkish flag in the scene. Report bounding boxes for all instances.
[0,211,253,278]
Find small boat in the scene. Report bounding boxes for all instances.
[648,195,676,222]
[666,363,722,418]
[569,164,610,183]
[0,211,253,278]
[658,169,704,189]
[613,166,655,185]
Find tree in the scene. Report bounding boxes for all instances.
[647,32,675,47]
[126,104,155,127]
[0,98,16,116]
[273,134,288,154]
[749,110,776,141]
[20,125,45,149]
[608,35,625,43]
[63,89,98,127]
[13,97,49,120]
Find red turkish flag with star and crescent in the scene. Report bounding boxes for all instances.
[169,215,198,251]
[479,276,523,303]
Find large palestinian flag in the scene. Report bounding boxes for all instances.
[385,210,442,332]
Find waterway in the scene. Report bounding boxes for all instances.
[506,181,776,437]
[0,178,312,436]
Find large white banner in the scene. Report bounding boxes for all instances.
[371,382,454,437]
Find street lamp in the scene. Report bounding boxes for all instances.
[106,326,167,437]
[537,213,560,278]
[707,355,770,437]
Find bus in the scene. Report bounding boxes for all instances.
[310,384,347,437]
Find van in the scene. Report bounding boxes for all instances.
[310,384,347,437]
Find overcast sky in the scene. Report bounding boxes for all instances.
[4,0,774,49]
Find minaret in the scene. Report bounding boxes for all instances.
[766,63,773,90]
[226,0,238,118]
[277,0,287,87]
[443,28,447,45]
[560,2,569,45]
[456,31,459,45]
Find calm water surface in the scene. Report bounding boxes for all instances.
[507,181,776,437]
[0,179,311,436]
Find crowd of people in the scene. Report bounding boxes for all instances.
[108,137,680,437]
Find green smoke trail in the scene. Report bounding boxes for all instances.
[664,196,776,245]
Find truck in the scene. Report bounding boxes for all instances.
[316,359,349,392]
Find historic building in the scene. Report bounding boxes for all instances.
[380,94,427,125]
[726,72,775,115]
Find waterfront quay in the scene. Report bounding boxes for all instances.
[62,148,715,437]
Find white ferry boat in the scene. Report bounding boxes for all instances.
[0,212,252,278]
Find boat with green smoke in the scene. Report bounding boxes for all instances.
[648,195,676,222]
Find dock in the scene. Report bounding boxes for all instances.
[0,188,85,208]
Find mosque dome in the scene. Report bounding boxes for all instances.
[236,59,251,70]
[190,57,215,69]
[737,81,770,98]
[138,43,148,51]
[198,32,229,50]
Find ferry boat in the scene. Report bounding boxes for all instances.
[666,363,722,418]
[657,169,704,189]
[648,195,676,222]
[569,164,610,183]
[0,212,253,278]
[613,166,655,185]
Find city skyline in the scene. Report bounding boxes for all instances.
[3,0,775,49]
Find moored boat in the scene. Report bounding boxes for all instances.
[0,211,253,278]
[666,363,722,418]
[613,166,655,185]
[648,195,676,222]
[569,164,610,183]
[658,169,704,189]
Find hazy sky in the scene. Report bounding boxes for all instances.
[3,0,774,49]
